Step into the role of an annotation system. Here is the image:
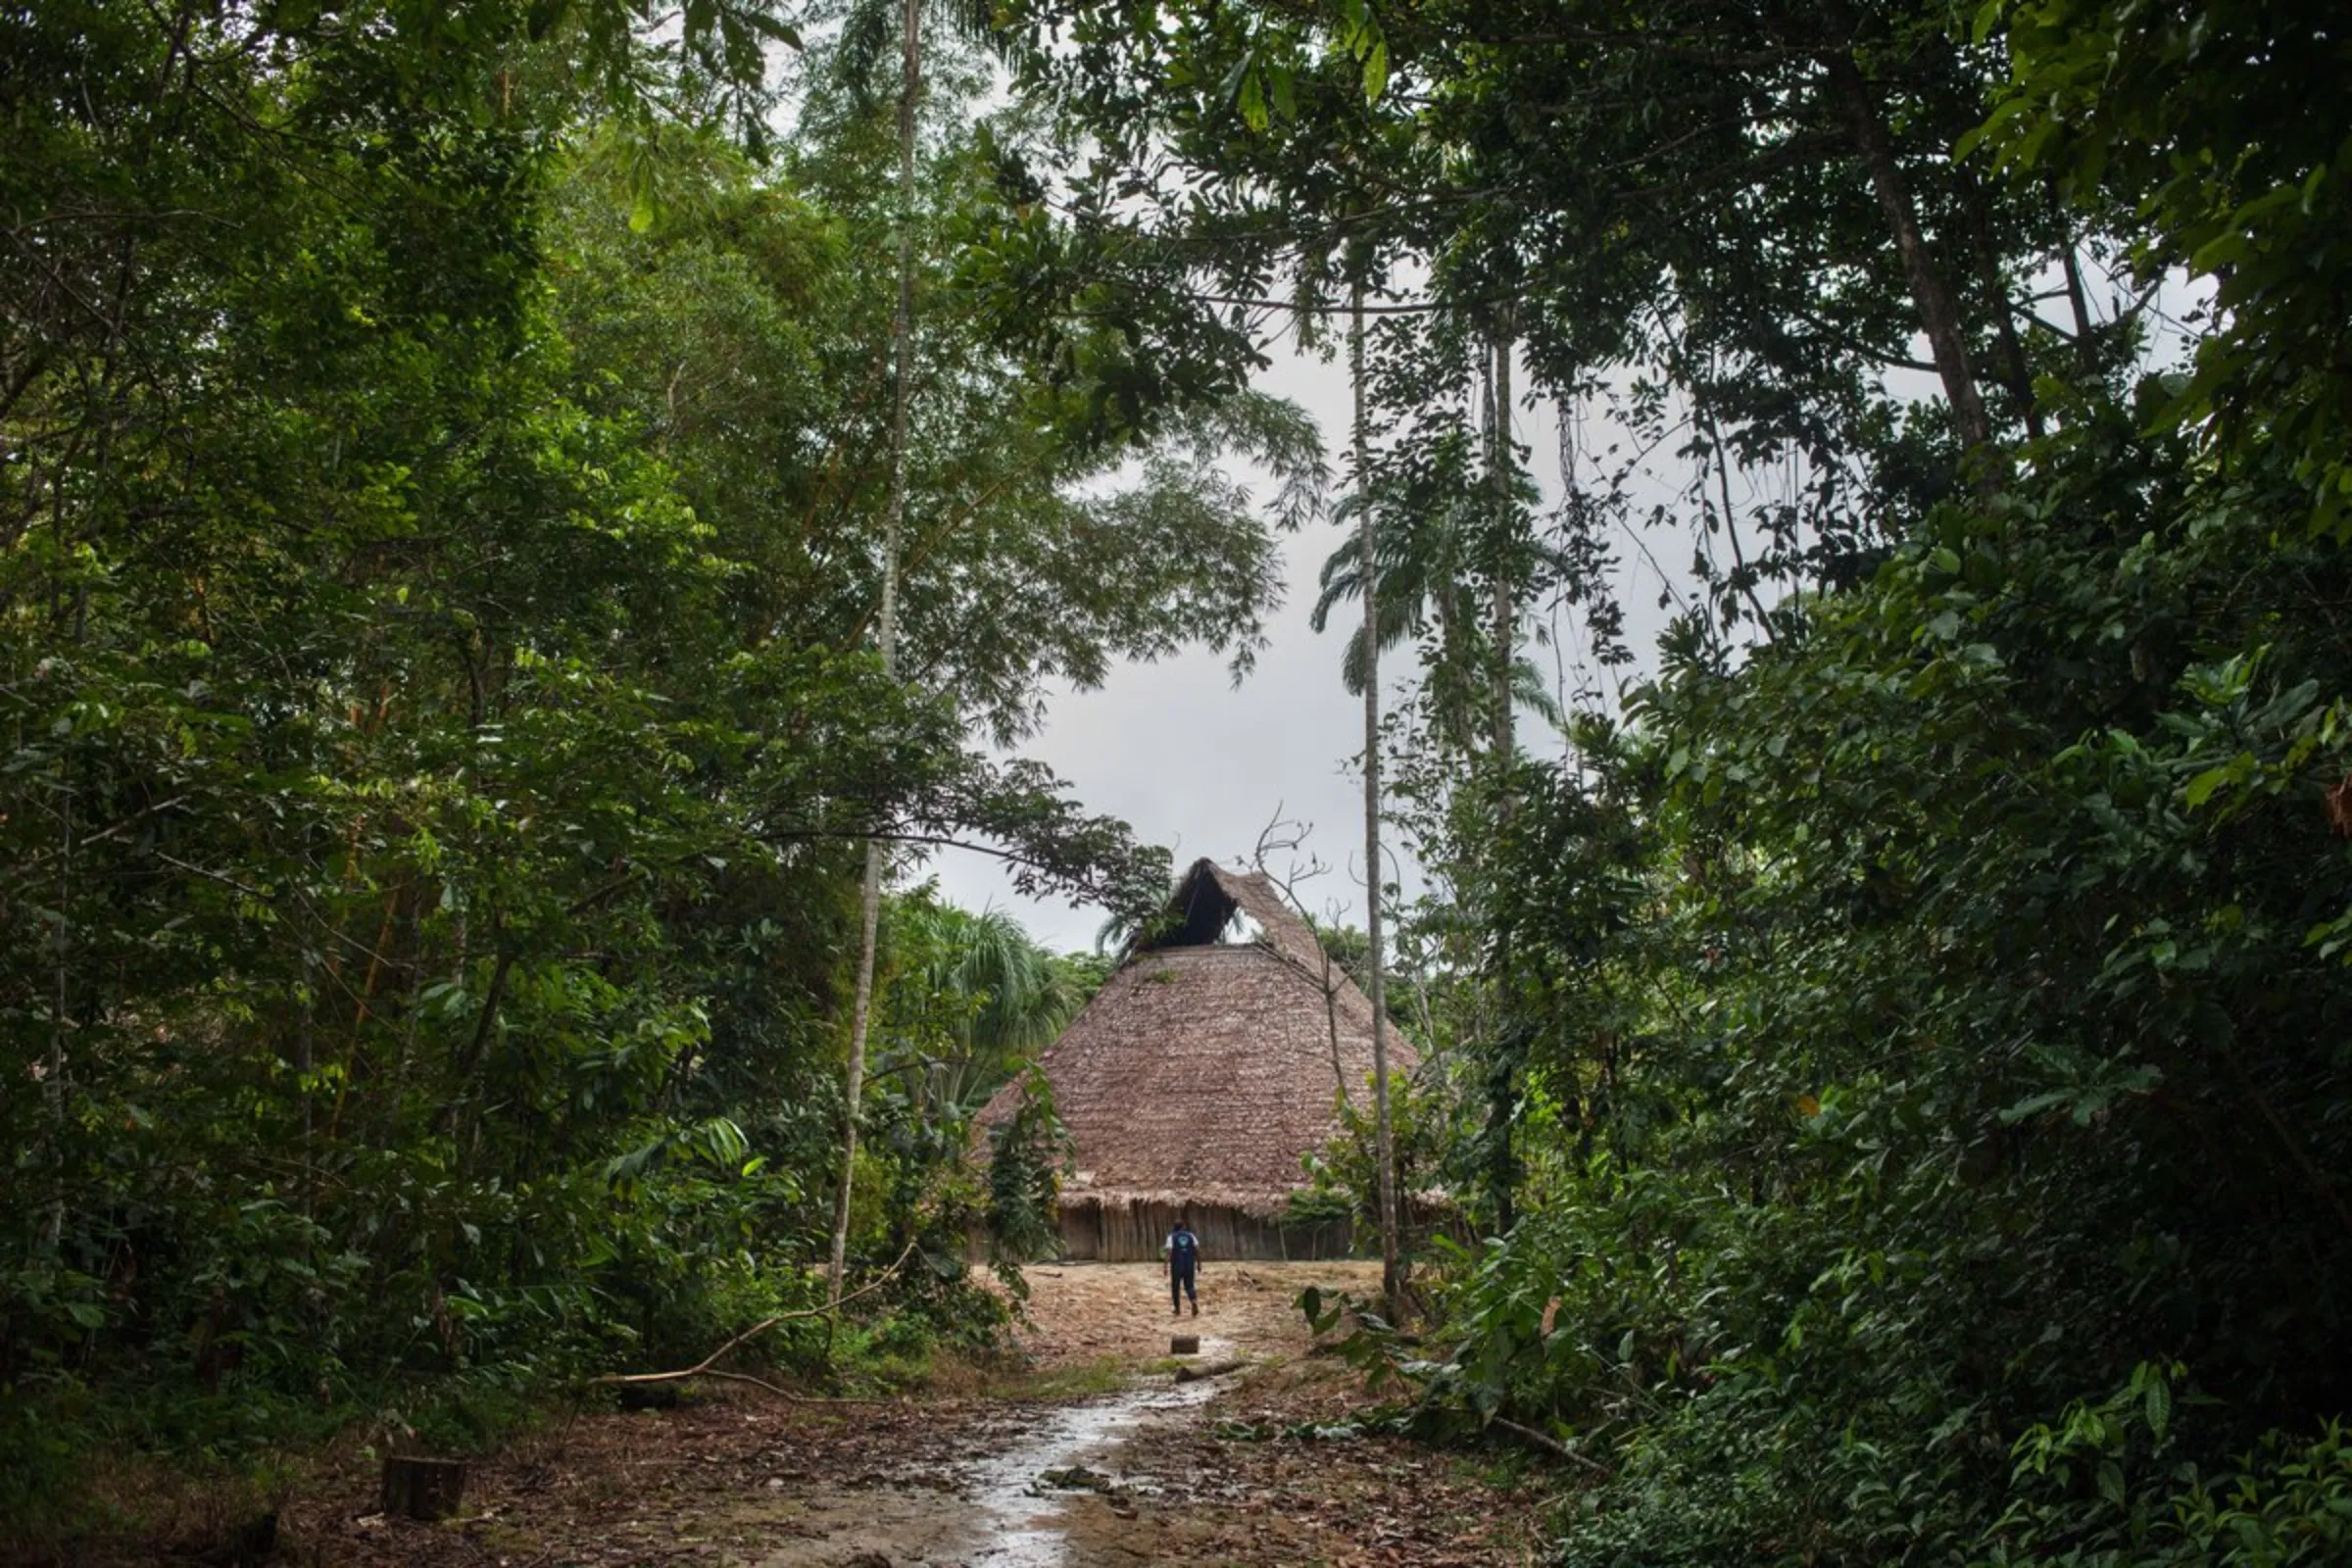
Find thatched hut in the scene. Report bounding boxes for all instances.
[974,858,1416,1261]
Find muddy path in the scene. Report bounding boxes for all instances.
[293,1262,1544,1567]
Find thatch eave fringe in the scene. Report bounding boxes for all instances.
[1055,1185,1299,1225]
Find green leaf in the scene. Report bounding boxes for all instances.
[745,10,803,48]
[1269,63,1297,122]
[2182,766,2231,808]
[1997,1089,2074,1125]
[1238,70,1269,132]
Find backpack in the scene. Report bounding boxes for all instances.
[1169,1228,1198,1266]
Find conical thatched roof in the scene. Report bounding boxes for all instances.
[975,858,1415,1212]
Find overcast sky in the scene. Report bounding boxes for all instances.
[816,40,2206,957]
[927,335,1676,954]
[927,344,1371,952]
[924,249,2201,954]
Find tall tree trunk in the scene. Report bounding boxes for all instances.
[1824,51,1996,470]
[1483,327,1520,1241]
[1354,288,1403,1322]
[2052,184,2101,377]
[1959,169,2043,439]
[1700,402,1773,629]
[2060,240,2097,370]
[43,760,70,1254]
[829,0,920,1305]
[1488,327,1516,770]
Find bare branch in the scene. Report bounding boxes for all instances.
[594,1240,921,1392]
[1490,1417,1616,1478]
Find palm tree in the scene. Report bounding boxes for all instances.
[1308,331,1552,750]
[1350,286,1404,1324]
[885,900,1085,1118]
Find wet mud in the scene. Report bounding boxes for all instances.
[283,1262,1543,1567]
[742,1373,1228,1567]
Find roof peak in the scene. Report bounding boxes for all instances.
[1136,858,1329,973]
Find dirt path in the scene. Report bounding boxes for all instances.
[289,1262,1544,1567]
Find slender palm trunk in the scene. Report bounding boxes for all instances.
[829,0,920,1304]
[1354,288,1402,1321]
[1488,327,1515,770]
[1484,327,1520,1241]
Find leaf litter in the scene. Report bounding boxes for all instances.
[269,1261,1545,1566]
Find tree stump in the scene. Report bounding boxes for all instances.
[381,1455,467,1520]
[1170,1334,1200,1355]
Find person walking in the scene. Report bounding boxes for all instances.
[1163,1214,1200,1317]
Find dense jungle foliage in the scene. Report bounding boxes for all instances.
[9,0,2352,1563]
[989,0,2352,1560]
[0,0,1298,1532]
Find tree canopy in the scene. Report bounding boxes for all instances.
[1,0,1312,1529]
[998,0,2352,1557]
[9,0,2352,1559]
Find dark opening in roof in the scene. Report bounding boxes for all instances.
[1138,859,1243,950]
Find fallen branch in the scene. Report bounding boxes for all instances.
[594,1240,920,1393]
[683,1368,892,1404]
[1173,1357,1248,1385]
[1490,1416,1614,1478]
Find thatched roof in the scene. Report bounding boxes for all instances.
[975,858,1415,1206]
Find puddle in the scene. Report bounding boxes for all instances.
[745,1343,1240,1568]
[957,1352,1231,1566]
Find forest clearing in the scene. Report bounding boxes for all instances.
[63,1264,1539,1567]
[8,1,2352,1564]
